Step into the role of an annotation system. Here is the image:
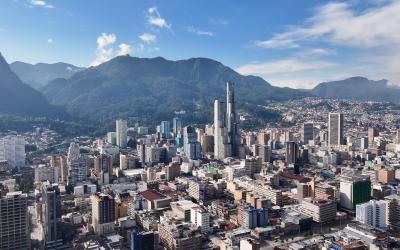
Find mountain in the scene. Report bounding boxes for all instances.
[310,77,400,103]
[0,53,66,117]
[42,55,311,124]
[10,61,83,89]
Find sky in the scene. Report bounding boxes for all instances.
[1,0,399,88]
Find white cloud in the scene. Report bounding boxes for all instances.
[249,1,400,87]
[139,33,157,44]
[90,33,132,67]
[187,26,214,37]
[147,6,171,29]
[236,58,335,76]
[29,0,54,9]
[46,38,53,43]
[116,43,132,56]
[255,1,400,49]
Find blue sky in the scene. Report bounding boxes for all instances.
[1,0,399,88]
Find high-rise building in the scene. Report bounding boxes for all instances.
[360,137,368,149]
[66,142,86,186]
[340,175,371,210]
[39,182,62,247]
[214,82,242,160]
[301,123,314,144]
[0,191,30,250]
[385,195,400,232]
[286,141,299,165]
[94,154,113,185]
[158,217,202,250]
[172,117,182,135]
[396,128,400,144]
[356,200,387,229]
[368,127,379,143]
[328,112,344,146]
[91,193,116,235]
[160,121,171,137]
[0,135,25,168]
[107,132,117,145]
[190,207,211,233]
[183,126,201,160]
[116,119,128,148]
[237,203,268,229]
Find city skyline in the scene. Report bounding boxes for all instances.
[1,1,400,88]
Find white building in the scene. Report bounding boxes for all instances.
[0,135,25,168]
[356,200,387,229]
[116,119,127,148]
[190,207,211,233]
[34,164,56,183]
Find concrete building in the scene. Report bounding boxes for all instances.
[385,195,400,232]
[237,203,268,229]
[299,198,337,223]
[286,141,299,165]
[183,126,201,160]
[190,207,211,233]
[66,142,86,186]
[301,122,314,144]
[158,218,202,250]
[34,164,56,183]
[0,191,30,250]
[91,193,116,235]
[0,135,25,168]
[116,119,128,148]
[172,117,182,135]
[340,175,371,210]
[328,112,344,146]
[356,200,387,229]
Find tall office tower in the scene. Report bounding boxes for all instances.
[214,100,228,160]
[226,82,241,157]
[0,135,25,168]
[301,122,314,144]
[94,154,113,185]
[66,142,86,186]
[59,155,68,184]
[214,82,243,160]
[286,141,299,165]
[91,193,116,235]
[368,127,379,143]
[116,119,128,148]
[356,200,387,229]
[172,117,182,135]
[328,112,344,146]
[360,137,369,149]
[183,126,201,160]
[0,191,30,250]
[340,175,371,210]
[160,121,171,137]
[40,182,62,247]
[107,132,117,145]
[385,195,400,232]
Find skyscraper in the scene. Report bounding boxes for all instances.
[183,126,201,160]
[160,121,171,137]
[328,112,344,146]
[172,117,182,135]
[91,193,116,235]
[286,141,299,165]
[67,142,86,186]
[340,175,371,210]
[116,119,128,148]
[40,182,62,247]
[356,200,387,229]
[0,191,30,250]
[301,122,314,144]
[0,135,25,168]
[213,82,242,160]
